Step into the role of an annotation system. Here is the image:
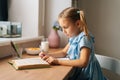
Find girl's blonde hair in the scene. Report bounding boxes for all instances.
[58,7,89,39]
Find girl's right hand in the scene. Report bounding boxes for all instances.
[39,51,58,64]
[39,51,51,61]
[39,51,47,58]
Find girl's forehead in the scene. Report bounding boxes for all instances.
[59,18,68,21]
[58,19,69,27]
[59,18,72,24]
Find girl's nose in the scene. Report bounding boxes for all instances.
[62,29,66,34]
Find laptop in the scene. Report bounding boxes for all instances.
[10,41,20,58]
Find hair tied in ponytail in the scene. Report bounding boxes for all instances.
[80,11,84,16]
[80,10,85,21]
[79,10,90,39]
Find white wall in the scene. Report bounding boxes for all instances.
[45,0,72,47]
[78,0,120,59]
[8,0,71,47]
[8,0,40,37]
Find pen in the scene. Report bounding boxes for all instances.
[40,49,46,56]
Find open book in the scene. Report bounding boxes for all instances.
[9,57,50,70]
[9,57,69,70]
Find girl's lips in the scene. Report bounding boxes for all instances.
[65,34,69,37]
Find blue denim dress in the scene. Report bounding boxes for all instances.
[67,32,106,80]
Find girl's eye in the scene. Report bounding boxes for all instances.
[63,26,69,29]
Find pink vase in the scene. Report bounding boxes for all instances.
[48,29,60,48]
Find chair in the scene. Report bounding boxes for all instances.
[95,54,120,80]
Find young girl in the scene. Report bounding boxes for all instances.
[39,7,106,80]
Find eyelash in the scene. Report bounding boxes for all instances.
[63,26,68,29]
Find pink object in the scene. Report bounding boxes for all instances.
[48,29,60,48]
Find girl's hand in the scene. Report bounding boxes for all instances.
[39,51,47,58]
[39,51,50,61]
[46,56,58,65]
[39,52,58,64]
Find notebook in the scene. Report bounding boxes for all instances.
[9,57,50,70]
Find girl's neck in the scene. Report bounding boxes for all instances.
[71,31,82,38]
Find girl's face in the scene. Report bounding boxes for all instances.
[58,18,80,38]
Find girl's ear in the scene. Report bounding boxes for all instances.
[76,20,81,28]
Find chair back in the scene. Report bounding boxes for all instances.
[95,54,120,80]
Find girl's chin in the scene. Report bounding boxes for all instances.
[65,34,73,38]
[66,35,72,38]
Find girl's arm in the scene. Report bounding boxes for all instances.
[53,47,91,68]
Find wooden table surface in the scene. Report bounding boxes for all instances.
[0,49,72,80]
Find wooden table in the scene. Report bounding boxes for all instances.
[0,49,72,80]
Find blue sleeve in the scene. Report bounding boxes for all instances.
[79,36,92,50]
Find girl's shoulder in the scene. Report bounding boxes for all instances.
[79,32,95,42]
[79,31,94,38]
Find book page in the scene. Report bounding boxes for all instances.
[57,57,69,60]
[12,58,48,66]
